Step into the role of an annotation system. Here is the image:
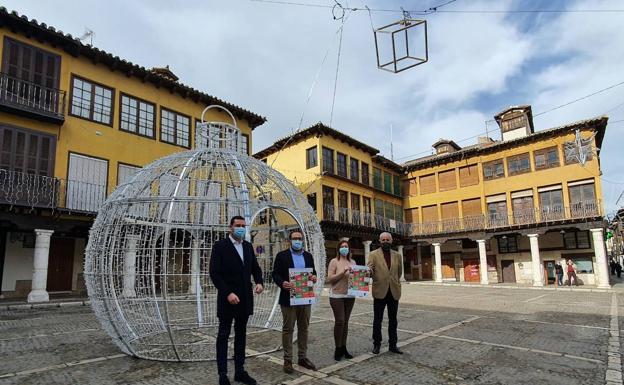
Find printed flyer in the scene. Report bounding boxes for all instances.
[347,265,371,297]
[288,267,316,306]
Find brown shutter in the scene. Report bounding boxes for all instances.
[419,174,436,194]
[462,198,482,216]
[422,205,438,223]
[405,208,419,223]
[459,164,479,187]
[441,202,459,219]
[404,178,418,196]
[438,169,457,191]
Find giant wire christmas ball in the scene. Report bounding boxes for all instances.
[84,105,325,361]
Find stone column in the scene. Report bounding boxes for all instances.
[363,240,372,265]
[27,229,54,303]
[122,234,140,298]
[433,242,442,283]
[416,243,423,280]
[591,228,611,289]
[528,234,543,287]
[477,239,489,285]
[189,238,201,295]
[397,245,406,282]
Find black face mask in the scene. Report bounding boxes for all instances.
[381,243,391,251]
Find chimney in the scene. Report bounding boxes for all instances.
[494,105,534,141]
[150,65,179,82]
[478,136,495,145]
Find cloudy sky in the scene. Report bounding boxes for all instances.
[6,0,624,212]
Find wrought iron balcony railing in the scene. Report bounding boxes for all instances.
[0,169,105,213]
[0,72,66,122]
[321,204,411,236]
[410,200,602,237]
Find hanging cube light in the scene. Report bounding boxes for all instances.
[374,19,428,73]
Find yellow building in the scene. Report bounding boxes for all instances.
[0,9,265,300]
[402,105,610,288]
[254,123,408,264]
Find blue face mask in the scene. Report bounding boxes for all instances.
[291,240,303,251]
[233,227,246,240]
[339,247,349,257]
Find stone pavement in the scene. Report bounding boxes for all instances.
[0,285,622,385]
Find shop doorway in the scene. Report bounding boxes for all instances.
[463,259,480,282]
[501,260,516,283]
[47,237,75,291]
[543,260,556,285]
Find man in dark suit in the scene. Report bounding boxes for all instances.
[209,216,264,385]
[272,231,317,374]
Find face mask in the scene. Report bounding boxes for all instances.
[291,240,303,251]
[233,227,246,240]
[339,247,349,256]
[381,242,391,251]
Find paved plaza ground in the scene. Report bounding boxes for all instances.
[1,284,622,385]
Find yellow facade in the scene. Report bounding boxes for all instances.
[0,29,259,198]
[404,126,604,230]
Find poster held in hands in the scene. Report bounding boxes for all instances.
[348,265,371,297]
[289,268,316,306]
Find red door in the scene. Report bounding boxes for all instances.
[463,259,480,282]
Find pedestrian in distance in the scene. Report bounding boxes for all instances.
[272,230,318,374]
[566,259,579,287]
[610,258,616,276]
[209,216,264,385]
[327,239,357,361]
[554,262,564,286]
[367,232,403,355]
[616,261,622,278]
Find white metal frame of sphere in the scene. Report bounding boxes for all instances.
[84,105,326,361]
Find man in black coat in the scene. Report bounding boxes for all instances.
[272,230,317,374]
[209,216,264,385]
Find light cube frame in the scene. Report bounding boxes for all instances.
[374,19,428,73]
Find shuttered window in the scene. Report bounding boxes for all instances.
[405,208,419,223]
[2,37,61,89]
[441,201,459,219]
[438,169,457,191]
[0,126,55,176]
[483,159,505,180]
[422,205,438,223]
[534,146,559,170]
[420,174,436,194]
[406,178,417,196]
[507,153,531,175]
[459,164,479,187]
[361,163,369,185]
[462,198,482,216]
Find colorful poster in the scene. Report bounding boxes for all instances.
[288,268,316,306]
[348,265,371,297]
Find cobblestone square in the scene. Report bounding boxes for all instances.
[1,285,622,385]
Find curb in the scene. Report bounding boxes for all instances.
[3,300,90,311]
[404,281,612,293]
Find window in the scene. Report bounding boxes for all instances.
[512,195,534,224]
[383,172,392,193]
[350,158,359,182]
[438,169,457,191]
[564,139,594,164]
[563,255,594,273]
[322,185,334,220]
[569,182,597,217]
[498,236,518,253]
[384,201,395,220]
[70,76,114,125]
[459,164,479,187]
[361,162,369,185]
[241,134,250,155]
[306,146,317,169]
[419,174,436,194]
[393,175,401,196]
[374,199,384,217]
[373,167,382,189]
[119,94,155,138]
[160,108,190,148]
[487,200,508,226]
[337,153,347,177]
[483,159,505,180]
[534,146,559,170]
[322,147,334,174]
[501,116,526,132]
[338,190,348,208]
[117,163,141,186]
[563,231,591,249]
[507,153,531,175]
[539,187,563,220]
[307,193,317,211]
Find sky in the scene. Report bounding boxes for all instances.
[5,0,624,213]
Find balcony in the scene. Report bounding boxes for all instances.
[322,204,411,236]
[322,162,402,198]
[411,200,603,237]
[0,169,105,214]
[0,72,66,123]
